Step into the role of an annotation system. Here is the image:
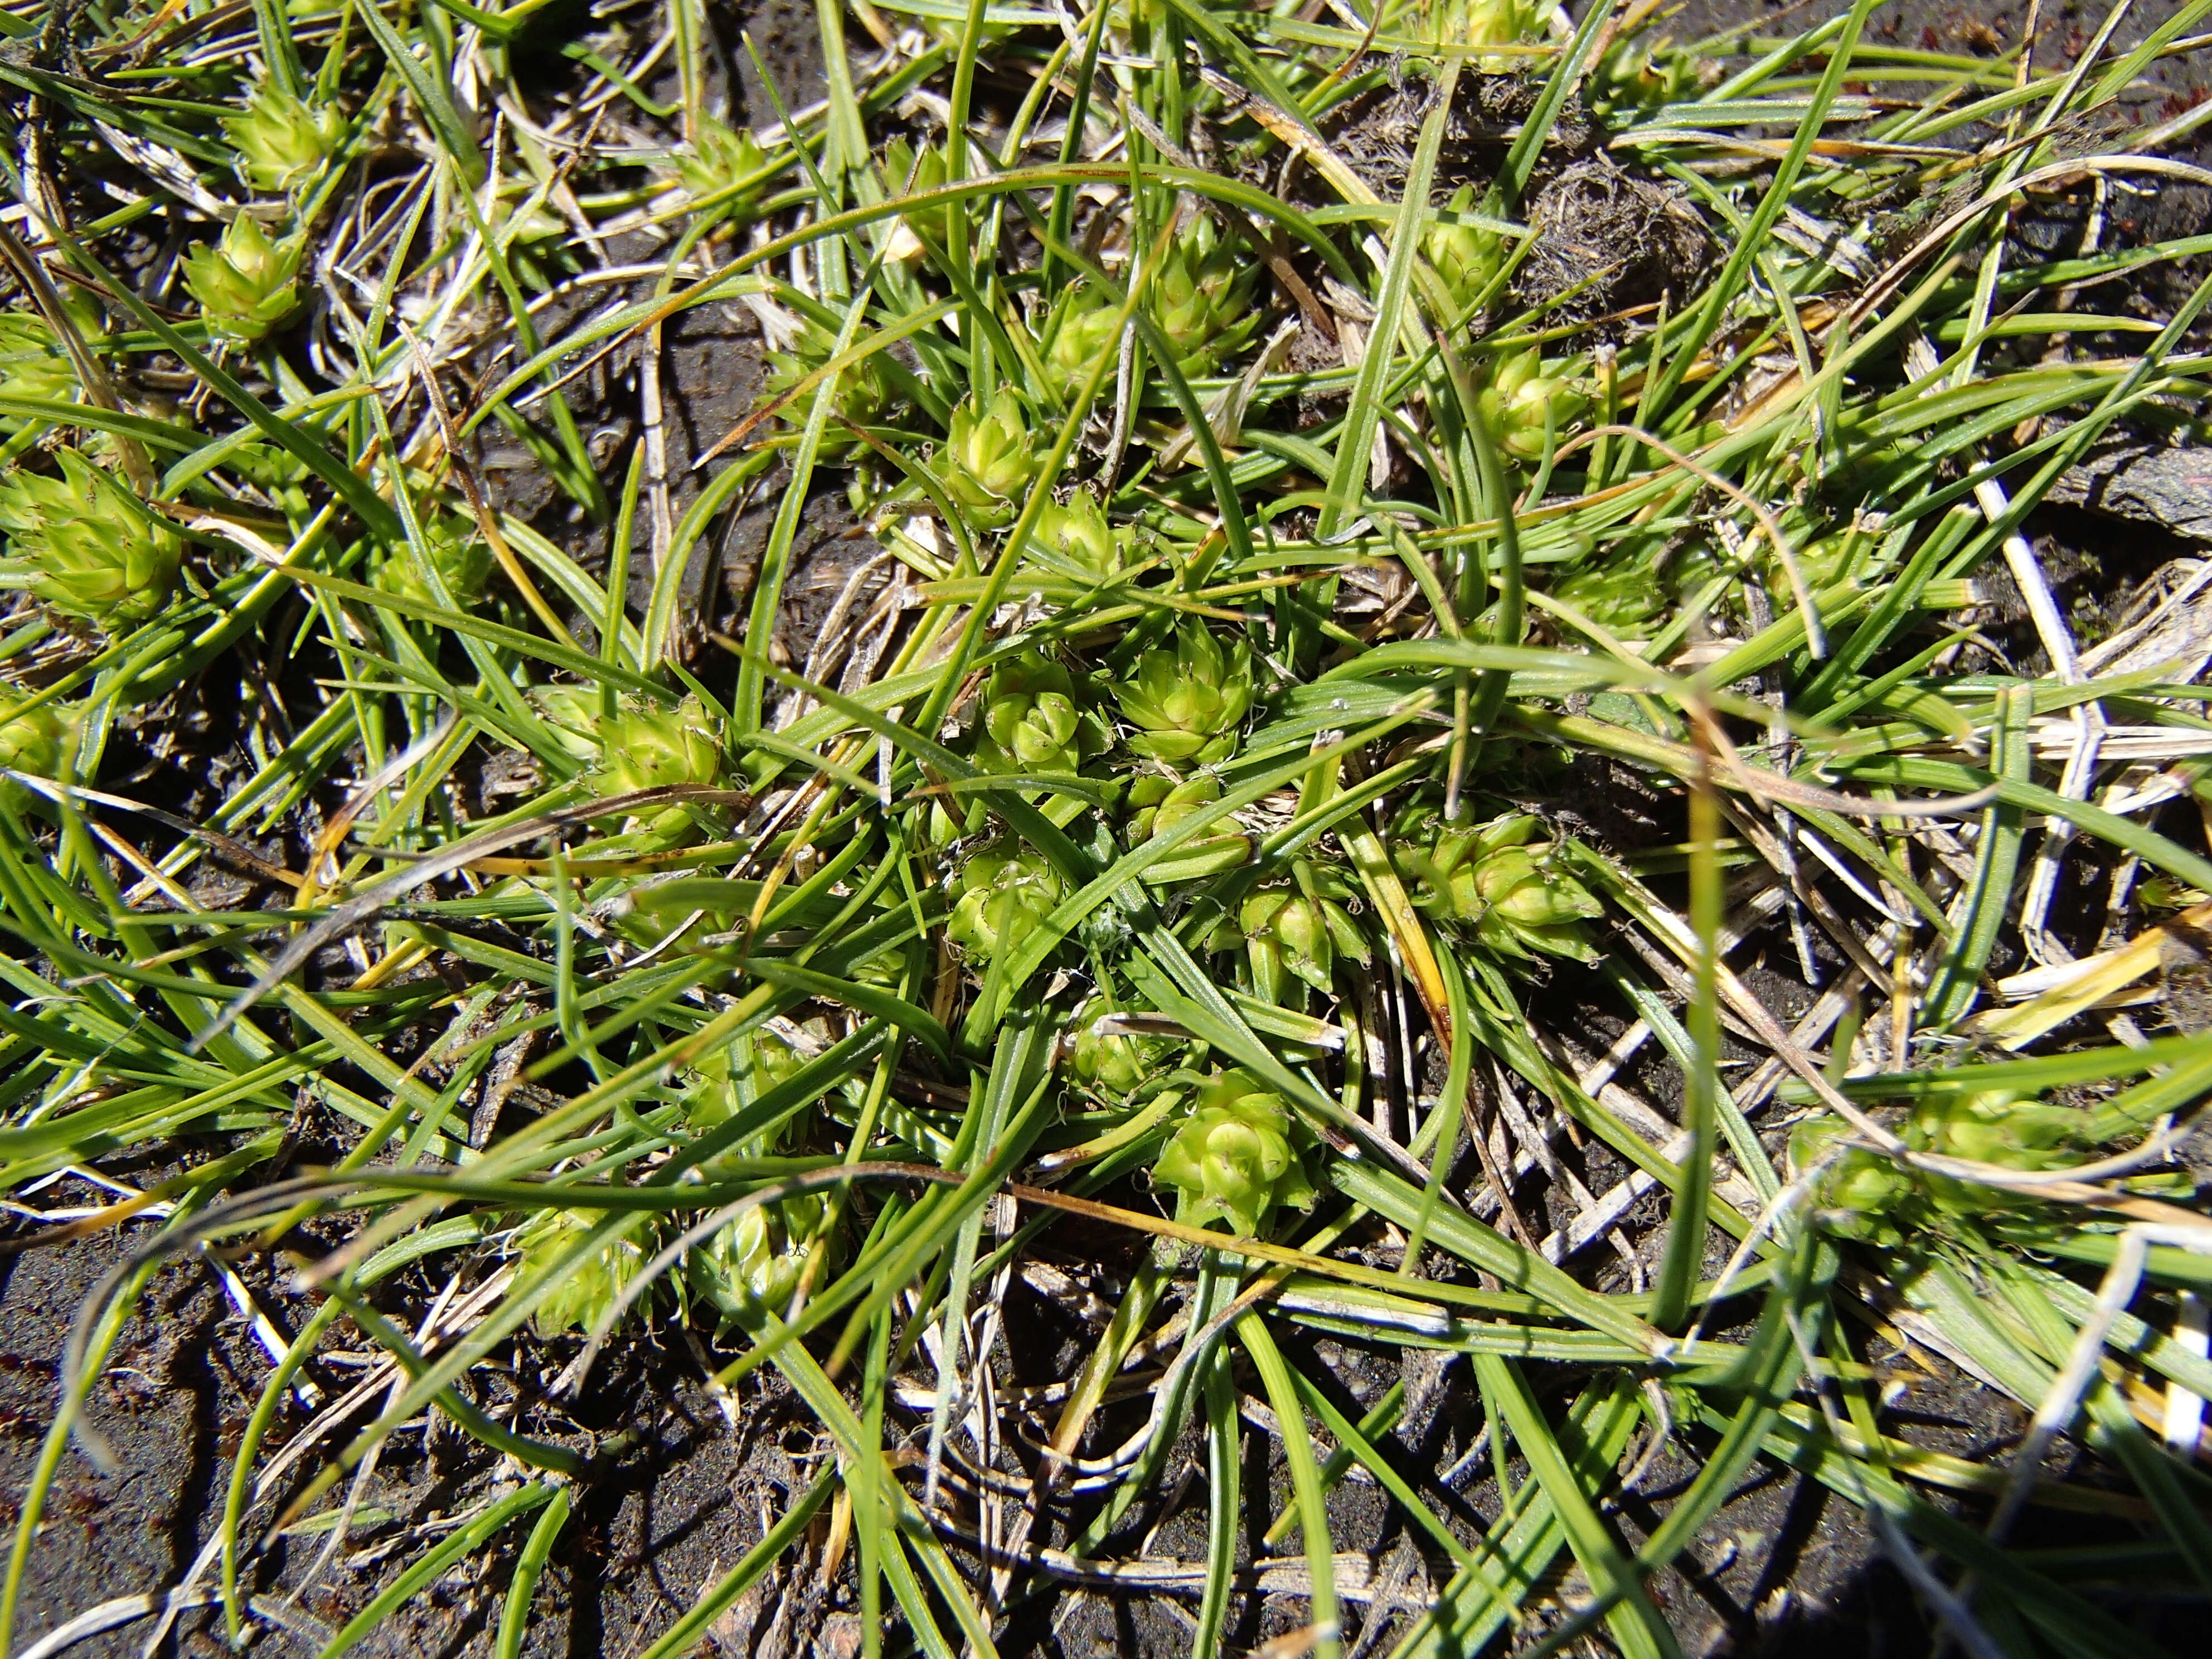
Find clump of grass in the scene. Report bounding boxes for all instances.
[3,0,2212,1655]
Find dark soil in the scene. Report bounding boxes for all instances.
[8,3,2212,1657]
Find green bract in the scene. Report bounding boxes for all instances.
[1237,874,1370,1003]
[0,698,70,814]
[1113,623,1253,763]
[688,1196,837,1326]
[1395,811,1603,962]
[0,315,80,431]
[946,843,1066,961]
[1419,0,1546,69]
[517,1212,650,1336]
[941,389,1043,528]
[224,86,345,194]
[1153,1070,1316,1236]
[764,315,896,450]
[0,450,181,626]
[182,216,305,343]
[1479,347,1589,463]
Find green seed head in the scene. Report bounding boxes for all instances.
[1153,1070,1316,1236]
[1396,810,1600,962]
[1236,869,1369,1002]
[182,216,304,343]
[1108,0,1168,38]
[1042,287,1122,399]
[1114,623,1254,764]
[987,689,1080,769]
[882,139,955,255]
[370,515,494,609]
[672,114,770,211]
[1127,773,1219,842]
[1912,1090,2079,1173]
[1238,891,1314,1000]
[1794,1090,2087,1240]
[526,683,605,765]
[518,1211,649,1336]
[1552,557,1668,631]
[1066,1001,1173,1098]
[682,1024,868,1167]
[946,843,1066,962]
[975,651,1095,776]
[1472,846,1603,961]
[1124,773,1251,884]
[942,389,1044,528]
[0,698,66,779]
[1766,531,1856,597]
[2138,875,2208,910]
[224,86,345,195]
[1791,1118,1913,1245]
[1239,889,1305,1004]
[1154,217,1259,373]
[222,440,316,519]
[488,189,570,291]
[1424,185,1509,315]
[687,1029,809,1137]
[0,450,181,627]
[1478,348,1589,463]
[1033,490,1122,579]
[763,316,895,449]
[1476,848,1578,925]
[594,695,724,799]
[1916,1118,2094,1228]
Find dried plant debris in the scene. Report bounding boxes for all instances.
[2050,441,2212,543]
[1513,155,1713,319]
[2,2,2212,1658]
[1331,68,1600,198]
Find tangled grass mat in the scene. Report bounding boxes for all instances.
[6,0,2212,1654]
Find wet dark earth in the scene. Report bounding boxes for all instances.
[0,1206,2145,1658]
[7,1,2212,1656]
